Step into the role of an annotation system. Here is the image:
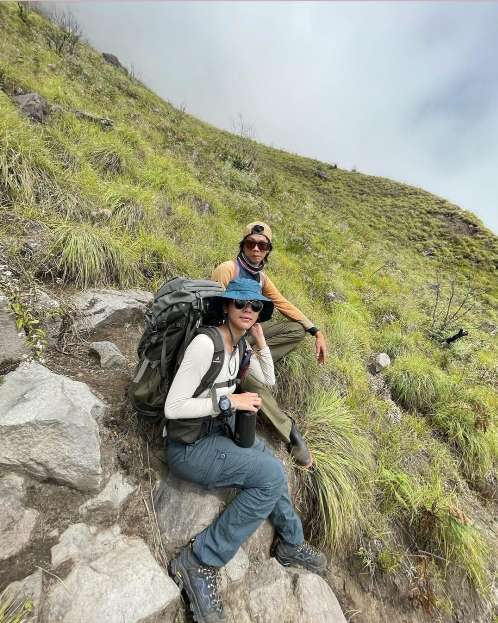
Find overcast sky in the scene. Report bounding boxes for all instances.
[58,1,498,233]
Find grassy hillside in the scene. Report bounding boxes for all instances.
[1,3,497,619]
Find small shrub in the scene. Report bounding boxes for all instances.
[386,354,453,413]
[44,7,81,55]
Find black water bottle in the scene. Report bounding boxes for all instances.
[234,410,256,448]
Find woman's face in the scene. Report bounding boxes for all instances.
[226,300,260,331]
[243,234,270,265]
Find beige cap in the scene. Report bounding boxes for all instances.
[243,221,272,242]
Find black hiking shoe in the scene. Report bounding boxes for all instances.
[287,420,312,467]
[169,544,226,623]
[275,540,328,576]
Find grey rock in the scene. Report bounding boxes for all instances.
[294,571,348,623]
[325,291,345,304]
[102,52,124,70]
[0,293,29,369]
[0,362,104,492]
[74,109,113,129]
[421,248,435,257]
[71,289,153,333]
[243,519,274,562]
[47,524,179,623]
[89,341,127,369]
[316,169,329,180]
[13,92,49,123]
[386,404,402,424]
[190,196,213,215]
[4,569,43,622]
[51,523,121,568]
[373,352,391,373]
[31,289,63,344]
[219,547,250,592]
[236,559,292,622]
[480,321,498,336]
[154,474,227,556]
[79,472,135,522]
[226,559,347,623]
[21,240,42,258]
[0,474,39,561]
[380,312,397,324]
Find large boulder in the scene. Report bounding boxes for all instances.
[71,289,153,333]
[13,92,49,122]
[0,292,29,370]
[0,473,39,561]
[102,52,125,70]
[227,559,347,622]
[154,474,228,556]
[0,362,104,492]
[47,523,180,623]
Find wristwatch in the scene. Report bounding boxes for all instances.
[218,395,232,418]
[307,326,320,336]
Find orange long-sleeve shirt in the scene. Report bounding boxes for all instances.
[211,260,313,330]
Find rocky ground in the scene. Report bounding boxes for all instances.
[1,287,352,623]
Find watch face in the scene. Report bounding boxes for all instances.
[219,397,230,411]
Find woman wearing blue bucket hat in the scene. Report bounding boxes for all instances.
[165,277,327,623]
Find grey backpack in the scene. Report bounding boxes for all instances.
[128,277,246,422]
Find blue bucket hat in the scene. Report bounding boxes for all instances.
[217,277,274,322]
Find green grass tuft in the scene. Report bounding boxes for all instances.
[0,589,33,623]
[47,222,138,287]
[386,354,453,413]
[302,391,374,551]
[432,386,498,480]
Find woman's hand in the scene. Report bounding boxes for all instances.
[230,392,262,413]
[248,323,266,349]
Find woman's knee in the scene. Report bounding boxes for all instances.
[251,454,287,493]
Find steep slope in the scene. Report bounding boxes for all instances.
[0,3,497,621]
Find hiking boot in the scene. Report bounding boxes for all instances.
[169,544,226,623]
[287,420,312,467]
[275,540,328,576]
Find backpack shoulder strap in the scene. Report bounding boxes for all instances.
[193,327,225,398]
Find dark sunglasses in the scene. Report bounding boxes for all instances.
[244,239,270,252]
[233,299,264,313]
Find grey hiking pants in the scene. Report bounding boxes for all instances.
[166,430,304,567]
[243,318,306,442]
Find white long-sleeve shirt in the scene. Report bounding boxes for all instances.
[164,333,275,420]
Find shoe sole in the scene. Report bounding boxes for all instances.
[275,553,327,577]
[169,557,212,623]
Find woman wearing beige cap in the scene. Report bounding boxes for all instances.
[212,221,327,468]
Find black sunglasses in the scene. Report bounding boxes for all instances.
[233,299,264,313]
